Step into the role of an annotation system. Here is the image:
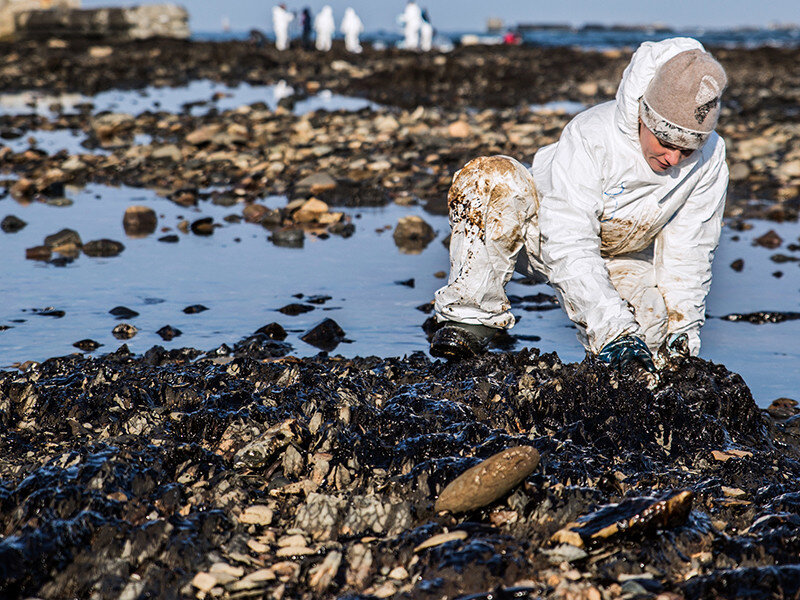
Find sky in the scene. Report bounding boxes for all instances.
[79,0,800,33]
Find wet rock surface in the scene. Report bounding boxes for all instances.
[0,348,798,599]
[0,41,798,222]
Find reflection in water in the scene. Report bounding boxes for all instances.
[0,80,379,118]
[0,183,798,406]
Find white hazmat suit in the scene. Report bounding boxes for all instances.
[434,38,729,357]
[271,4,294,51]
[314,5,335,51]
[399,1,422,50]
[340,8,364,53]
[420,13,433,51]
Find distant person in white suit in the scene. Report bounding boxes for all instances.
[314,5,336,51]
[272,4,294,51]
[398,0,422,50]
[341,7,364,53]
[420,8,434,51]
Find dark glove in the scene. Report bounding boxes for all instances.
[598,335,656,373]
[665,333,690,358]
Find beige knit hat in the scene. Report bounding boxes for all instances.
[639,49,727,149]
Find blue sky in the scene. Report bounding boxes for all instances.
[80,0,799,33]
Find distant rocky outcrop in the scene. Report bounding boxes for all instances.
[3,2,189,41]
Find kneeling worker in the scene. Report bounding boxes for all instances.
[431,38,729,371]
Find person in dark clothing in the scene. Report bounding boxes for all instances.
[301,7,313,49]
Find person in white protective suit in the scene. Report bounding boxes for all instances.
[431,38,729,372]
[419,9,434,52]
[314,5,335,52]
[340,7,364,53]
[272,4,294,51]
[399,0,422,50]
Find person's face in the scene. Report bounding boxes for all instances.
[638,120,694,172]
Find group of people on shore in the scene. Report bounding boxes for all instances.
[271,2,435,53]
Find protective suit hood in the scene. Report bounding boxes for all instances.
[614,37,705,147]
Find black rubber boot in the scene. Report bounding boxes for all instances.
[429,322,499,360]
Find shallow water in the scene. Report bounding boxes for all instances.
[0,183,797,406]
[0,80,378,118]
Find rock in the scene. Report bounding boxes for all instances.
[190,217,214,236]
[720,311,800,324]
[239,505,274,526]
[254,323,287,340]
[183,304,209,314]
[61,156,87,172]
[1,215,26,233]
[123,206,157,237]
[73,339,102,351]
[341,496,412,537]
[550,491,694,549]
[777,159,800,180]
[300,318,346,352]
[435,446,540,513]
[729,162,751,182]
[447,120,472,138]
[185,124,222,145]
[393,215,435,254]
[158,235,179,243]
[151,144,182,162]
[308,551,342,592]
[395,278,415,287]
[243,204,269,223]
[730,258,744,272]
[271,228,304,248]
[345,543,373,588]
[753,230,782,249]
[156,325,182,341]
[112,323,138,340]
[374,115,400,133]
[294,172,337,195]
[292,198,330,223]
[278,303,314,316]
[83,239,125,257]
[578,81,599,96]
[44,228,82,249]
[191,572,217,592]
[109,306,139,319]
[767,397,799,420]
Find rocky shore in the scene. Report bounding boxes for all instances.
[1,39,799,599]
[0,39,798,221]
[0,346,799,599]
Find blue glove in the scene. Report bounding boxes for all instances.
[598,335,656,373]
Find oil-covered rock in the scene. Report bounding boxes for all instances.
[0,347,797,599]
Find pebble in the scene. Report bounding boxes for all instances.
[413,530,468,553]
[123,205,157,237]
[239,505,274,526]
[183,304,209,314]
[83,239,125,257]
[112,323,138,340]
[392,215,435,254]
[156,325,182,341]
[1,215,26,233]
[300,318,346,351]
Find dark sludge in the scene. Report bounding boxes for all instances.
[0,346,798,599]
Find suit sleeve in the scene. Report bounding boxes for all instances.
[539,121,640,353]
[654,136,728,355]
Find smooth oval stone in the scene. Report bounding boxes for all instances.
[435,446,540,513]
[123,205,157,237]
